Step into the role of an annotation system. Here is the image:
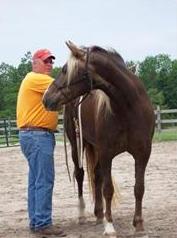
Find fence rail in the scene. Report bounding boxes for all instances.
[0,115,64,148]
[154,106,177,132]
[1,108,177,147]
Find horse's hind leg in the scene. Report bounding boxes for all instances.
[133,145,151,233]
[85,144,104,222]
[85,146,105,224]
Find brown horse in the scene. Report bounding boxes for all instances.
[43,41,155,236]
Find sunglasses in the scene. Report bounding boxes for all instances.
[43,58,54,64]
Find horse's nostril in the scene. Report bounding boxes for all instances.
[44,99,58,111]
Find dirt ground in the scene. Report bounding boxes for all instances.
[0,141,177,238]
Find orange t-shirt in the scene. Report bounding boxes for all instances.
[16,72,58,130]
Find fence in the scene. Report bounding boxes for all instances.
[0,115,64,148]
[155,106,177,132]
[1,108,177,147]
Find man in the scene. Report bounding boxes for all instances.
[16,49,66,237]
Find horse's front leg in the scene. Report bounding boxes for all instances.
[101,159,116,236]
[71,144,86,223]
[74,166,86,223]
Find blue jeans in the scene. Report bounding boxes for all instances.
[19,130,55,230]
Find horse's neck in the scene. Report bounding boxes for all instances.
[94,62,143,108]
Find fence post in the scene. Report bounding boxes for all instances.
[156,105,161,133]
[4,119,9,147]
[8,117,11,137]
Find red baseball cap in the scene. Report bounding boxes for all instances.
[32,49,55,61]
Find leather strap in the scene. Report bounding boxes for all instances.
[19,126,56,133]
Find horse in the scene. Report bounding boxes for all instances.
[43,41,155,236]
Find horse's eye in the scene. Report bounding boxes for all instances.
[62,64,67,74]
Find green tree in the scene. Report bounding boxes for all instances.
[163,59,177,108]
[147,88,165,107]
[138,54,177,108]
[0,52,62,118]
[51,66,61,79]
[0,52,32,117]
[0,63,18,117]
[126,60,138,74]
[138,56,158,90]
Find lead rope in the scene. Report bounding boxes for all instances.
[63,105,72,182]
[74,96,84,169]
[78,96,84,168]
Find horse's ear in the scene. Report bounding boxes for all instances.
[66,41,85,59]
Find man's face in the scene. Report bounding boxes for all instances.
[32,57,54,75]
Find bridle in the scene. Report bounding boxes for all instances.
[53,47,93,107]
[75,47,93,107]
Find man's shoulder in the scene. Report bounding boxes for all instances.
[26,72,54,82]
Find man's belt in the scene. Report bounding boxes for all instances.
[19,126,56,133]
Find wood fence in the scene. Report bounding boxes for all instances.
[0,115,64,148]
[155,106,177,132]
[1,108,177,147]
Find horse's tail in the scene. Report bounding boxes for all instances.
[85,144,121,206]
[85,143,97,201]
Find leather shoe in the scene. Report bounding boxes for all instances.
[35,225,66,236]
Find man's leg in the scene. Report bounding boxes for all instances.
[34,131,55,230]
[19,131,36,229]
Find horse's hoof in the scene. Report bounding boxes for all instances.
[134,231,149,238]
[103,222,116,236]
[103,231,117,237]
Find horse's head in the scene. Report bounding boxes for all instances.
[43,41,93,110]
[43,41,127,111]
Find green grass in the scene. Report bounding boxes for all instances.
[0,135,19,147]
[153,128,177,142]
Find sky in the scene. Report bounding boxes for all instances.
[0,0,177,67]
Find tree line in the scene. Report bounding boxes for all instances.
[0,52,177,118]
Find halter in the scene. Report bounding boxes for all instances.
[53,47,93,107]
[74,47,93,107]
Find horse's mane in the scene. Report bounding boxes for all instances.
[94,89,112,117]
[90,45,143,105]
[66,45,139,114]
[67,45,127,84]
[90,46,127,68]
[67,54,78,84]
